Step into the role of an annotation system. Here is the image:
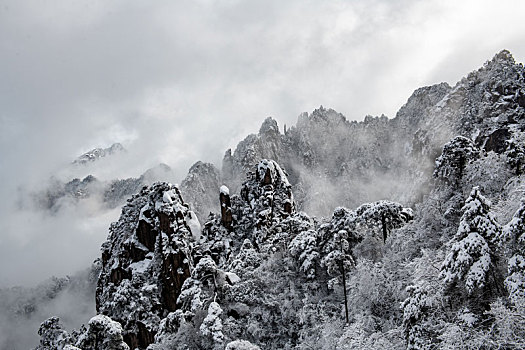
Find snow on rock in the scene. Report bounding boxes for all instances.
[238,159,295,233]
[73,143,125,165]
[224,271,240,284]
[34,315,129,350]
[186,210,202,241]
[34,317,71,350]
[225,339,261,350]
[30,50,525,350]
[96,182,195,349]
[220,185,230,196]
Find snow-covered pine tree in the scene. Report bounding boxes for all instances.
[35,317,74,350]
[434,136,481,187]
[502,199,525,302]
[355,200,413,243]
[402,284,440,350]
[35,315,129,350]
[441,186,503,312]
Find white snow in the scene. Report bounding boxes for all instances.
[186,210,202,241]
[220,185,230,195]
[225,271,241,284]
[200,301,225,344]
[163,190,174,204]
[139,204,151,222]
[129,259,150,274]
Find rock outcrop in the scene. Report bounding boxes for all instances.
[180,161,222,222]
[96,182,200,349]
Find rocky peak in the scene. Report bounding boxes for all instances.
[486,49,516,68]
[258,117,279,136]
[96,182,200,349]
[395,82,451,126]
[141,163,174,183]
[297,106,347,130]
[180,161,221,222]
[73,143,125,165]
[222,149,234,181]
[239,159,295,229]
[227,122,285,193]
[451,50,525,140]
[107,142,125,154]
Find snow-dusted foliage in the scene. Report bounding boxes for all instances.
[503,199,525,301]
[441,187,502,294]
[402,284,440,350]
[505,131,525,175]
[434,136,480,186]
[75,315,129,350]
[288,229,319,279]
[199,302,225,348]
[225,339,261,350]
[506,255,525,302]
[238,158,295,231]
[34,315,129,350]
[355,200,413,242]
[35,317,74,350]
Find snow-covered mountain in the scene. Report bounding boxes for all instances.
[73,143,125,165]
[181,50,524,222]
[15,49,525,349]
[30,161,176,213]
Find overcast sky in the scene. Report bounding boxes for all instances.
[1,0,525,286]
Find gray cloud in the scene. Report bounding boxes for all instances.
[1,0,525,286]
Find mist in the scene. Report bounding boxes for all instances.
[0,268,97,350]
[2,0,525,348]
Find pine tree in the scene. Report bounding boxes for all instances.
[356,200,413,243]
[503,199,525,302]
[441,187,503,299]
[434,136,480,187]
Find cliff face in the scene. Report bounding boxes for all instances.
[95,183,200,349]
[180,161,222,222]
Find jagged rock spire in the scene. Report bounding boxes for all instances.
[220,185,233,229]
[96,182,200,349]
[240,159,295,229]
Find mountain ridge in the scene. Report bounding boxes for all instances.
[11,49,525,349]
